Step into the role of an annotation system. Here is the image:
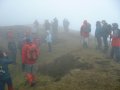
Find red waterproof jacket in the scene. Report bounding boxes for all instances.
[22,42,39,64]
[111,37,120,46]
[111,29,120,47]
[80,25,90,38]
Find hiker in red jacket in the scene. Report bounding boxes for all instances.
[110,23,120,62]
[22,38,39,86]
[80,20,91,48]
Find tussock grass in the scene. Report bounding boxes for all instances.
[1,30,120,90]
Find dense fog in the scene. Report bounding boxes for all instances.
[0,0,120,33]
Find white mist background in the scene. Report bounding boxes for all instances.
[0,0,120,34]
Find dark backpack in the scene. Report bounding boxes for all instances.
[86,23,91,32]
[118,29,120,38]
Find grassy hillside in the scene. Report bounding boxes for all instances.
[6,31,120,90]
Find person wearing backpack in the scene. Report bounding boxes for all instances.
[101,20,112,52]
[22,38,39,86]
[110,23,120,62]
[95,21,102,50]
[80,20,91,48]
[0,49,14,90]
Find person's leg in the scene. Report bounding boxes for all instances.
[83,37,86,48]
[103,36,108,52]
[25,64,36,86]
[24,64,31,85]
[25,64,32,73]
[84,38,88,48]
[48,43,52,52]
[22,63,25,72]
[14,53,17,64]
[110,46,114,58]
[6,77,14,90]
[80,36,83,46]
[97,37,102,50]
[99,37,102,49]
[86,37,89,48]
[0,80,5,90]
[115,47,120,62]
[12,53,17,64]
[118,47,120,60]
[96,37,99,49]
[31,64,36,86]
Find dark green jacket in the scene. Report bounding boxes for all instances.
[0,57,13,80]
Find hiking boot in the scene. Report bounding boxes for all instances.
[30,81,36,87]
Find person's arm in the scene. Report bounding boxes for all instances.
[3,58,14,64]
[22,45,26,63]
[34,44,40,57]
[2,52,14,64]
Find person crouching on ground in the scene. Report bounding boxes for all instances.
[0,49,14,90]
[22,38,39,86]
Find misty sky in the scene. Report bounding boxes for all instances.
[0,0,120,33]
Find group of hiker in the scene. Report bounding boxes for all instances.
[80,20,120,62]
[44,18,70,32]
[0,21,53,90]
[0,18,120,90]
[0,30,41,90]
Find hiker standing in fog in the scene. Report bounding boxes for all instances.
[32,20,39,36]
[22,38,39,86]
[44,20,50,31]
[0,49,14,90]
[7,31,17,64]
[46,30,52,52]
[52,17,58,41]
[18,33,26,55]
[8,38,17,64]
[80,20,91,48]
[95,21,102,50]
[110,23,120,62]
[101,20,111,52]
[63,19,70,32]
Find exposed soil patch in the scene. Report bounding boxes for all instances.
[38,54,94,81]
